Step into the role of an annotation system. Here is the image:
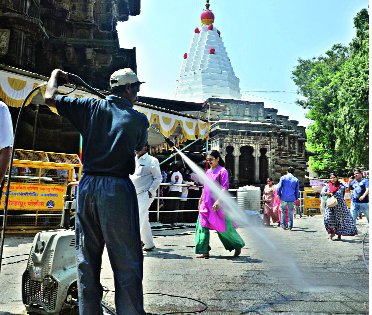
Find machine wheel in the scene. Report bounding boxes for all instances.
[60,282,79,314]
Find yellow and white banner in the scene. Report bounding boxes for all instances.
[1,183,65,211]
[0,69,209,149]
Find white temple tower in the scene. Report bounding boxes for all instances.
[174,2,242,102]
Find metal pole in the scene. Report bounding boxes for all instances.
[205,102,210,171]
[31,104,39,150]
[159,122,217,166]
[79,135,83,161]
[0,83,46,273]
[156,186,160,222]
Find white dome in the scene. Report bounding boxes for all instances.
[175,24,241,102]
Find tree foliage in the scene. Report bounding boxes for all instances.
[292,9,369,176]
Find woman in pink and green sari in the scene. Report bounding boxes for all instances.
[195,150,245,258]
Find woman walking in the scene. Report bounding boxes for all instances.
[321,173,357,241]
[263,177,276,226]
[195,150,245,258]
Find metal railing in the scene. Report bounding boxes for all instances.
[150,186,306,223]
[151,183,238,222]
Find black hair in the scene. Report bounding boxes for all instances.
[287,166,295,174]
[160,163,168,172]
[208,150,225,167]
[171,163,179,172]
[329,172,341,185]
[111,82,140,95]
[267,177,273,181]
[353,168,362,174]
[111,85,126,95]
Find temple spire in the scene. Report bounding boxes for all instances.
[174,1,241,102]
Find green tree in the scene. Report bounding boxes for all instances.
[335,9,369,168]
[292,9,369,176]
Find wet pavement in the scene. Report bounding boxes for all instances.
[0,215,369,314]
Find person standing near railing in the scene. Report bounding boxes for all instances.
[262,177,275,226]
[163,163,183,224]
[348,169,369,223]
[130,143,162,251]
[187,170,203,222]
[277,166,299,231]
[178,166,189,222]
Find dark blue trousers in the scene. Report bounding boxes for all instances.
[76,175,145,315]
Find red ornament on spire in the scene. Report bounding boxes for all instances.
[217,30,221,37]
[201,10,214,25]
[210,47,215,54]
[194,27,200,33]
[208,24,213,31]
[184,53,188,59]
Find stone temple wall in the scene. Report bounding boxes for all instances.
[0,0,140,90]
[207,98,308,188]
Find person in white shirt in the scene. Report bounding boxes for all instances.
[163,163,183,224]
[0,99,13,185]
[130,143,162,251]
[187,171,203,222]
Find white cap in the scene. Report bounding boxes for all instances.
[110,68,144,88]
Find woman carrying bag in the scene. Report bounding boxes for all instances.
[321,173,358,241]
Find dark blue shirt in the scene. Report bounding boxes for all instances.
[56,95,149,177]
[277,173,299,202]
[350,178,369,203]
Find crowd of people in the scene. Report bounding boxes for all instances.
[262,167,369,242]
[157,163,203,224]
[0,66,368,314]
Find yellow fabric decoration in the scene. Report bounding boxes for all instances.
[8,77,27,91]
[201,19,214,25]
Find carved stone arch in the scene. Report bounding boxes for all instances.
[224,145,235,182]
[239,145,255,185]
[259,148,269,183]
[233,144,241,157]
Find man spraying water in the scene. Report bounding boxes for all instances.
[45,68,148,315]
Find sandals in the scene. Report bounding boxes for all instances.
[195,254,209,259]
[143,246,155,252]
[234,249,241,257]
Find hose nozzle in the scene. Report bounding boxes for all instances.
[165,137,175,147]
[57,73,106,99]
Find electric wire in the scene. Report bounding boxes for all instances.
[242,92,299,105]
[1,252,29,266]
[241,90,297,93]
[3,253,29,259]
[0,82,47,272]
[144,293,208,314]
[101,287,208,315]
[0,76,208,314]
[2,258,28,266]
[0,81,82,272]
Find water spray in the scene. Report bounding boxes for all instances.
[0,73,211,314]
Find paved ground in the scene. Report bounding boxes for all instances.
[0,215,369,314]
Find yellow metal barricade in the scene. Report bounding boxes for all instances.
[304,186,321,215]
[0,149,82,232]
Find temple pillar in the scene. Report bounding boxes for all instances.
[233,145,241,186]
[253,144,260,183]
[219,146,226,162]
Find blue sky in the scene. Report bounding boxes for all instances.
[117,0,368,127]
